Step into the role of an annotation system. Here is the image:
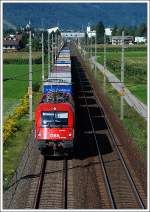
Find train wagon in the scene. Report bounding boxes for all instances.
[43,81,72,94]
[43,47,72,94]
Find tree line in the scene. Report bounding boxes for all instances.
[92,22,147,44]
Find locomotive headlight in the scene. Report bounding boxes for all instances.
[69,133,72,137]
[53,107,56,110]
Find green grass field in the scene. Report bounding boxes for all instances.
[97,48,147,104]
[3,63,48,119]
[4,64,42,99]
[3,51,41,60]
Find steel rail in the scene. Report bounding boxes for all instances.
[33,157,47,209]
[33,157,68,209]
[63,158,68,209]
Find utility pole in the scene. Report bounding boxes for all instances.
[83,38,85,56]
[29,26,32,121]
[42,32,44,81]
[51,33,54,67]
[57,33,59,55]
[77,37,79,50]
[82,38,85,58]
[48,32,50,74]
[104,33,106,92]
[87,34,89,58]
[94,33,97,77]
[120,31,125,120]
[90,34,92,58]
[55,33,57,61]
[57,34,60,53]
[79,37,81,54]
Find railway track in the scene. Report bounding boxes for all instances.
[33,157,68,209]
[71,49,146,209]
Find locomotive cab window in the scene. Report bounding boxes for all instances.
[41,111,68,128]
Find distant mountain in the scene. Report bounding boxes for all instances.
[3,3,147,30]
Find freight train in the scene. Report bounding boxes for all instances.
[35,46,74,155]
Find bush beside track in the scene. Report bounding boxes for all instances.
[3,93,29,143]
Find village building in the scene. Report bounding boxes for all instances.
[61,31,85,38]
[111,35,134,45]
[105,28,112,36]
[135,36,147,44]
[3,32,22,51]
[86,25,96,38]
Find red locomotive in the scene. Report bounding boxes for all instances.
[35,91,75,155]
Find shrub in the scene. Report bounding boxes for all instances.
[3,93,29,143]
[3,118,18,142]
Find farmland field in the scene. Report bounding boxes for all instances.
[3,51,41,60]
[97,48,147,104]
[3,63,48,119]
[4,64,41,98]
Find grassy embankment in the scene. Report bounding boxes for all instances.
[3,51,48,186]
[86,46,147,158]
[96,46,147,104]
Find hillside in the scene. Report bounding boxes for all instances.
[3,3,147,30]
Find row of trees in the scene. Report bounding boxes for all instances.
[92,22,147,44]
[112,23,147,37]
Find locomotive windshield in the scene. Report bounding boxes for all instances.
[41,111,68,128]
